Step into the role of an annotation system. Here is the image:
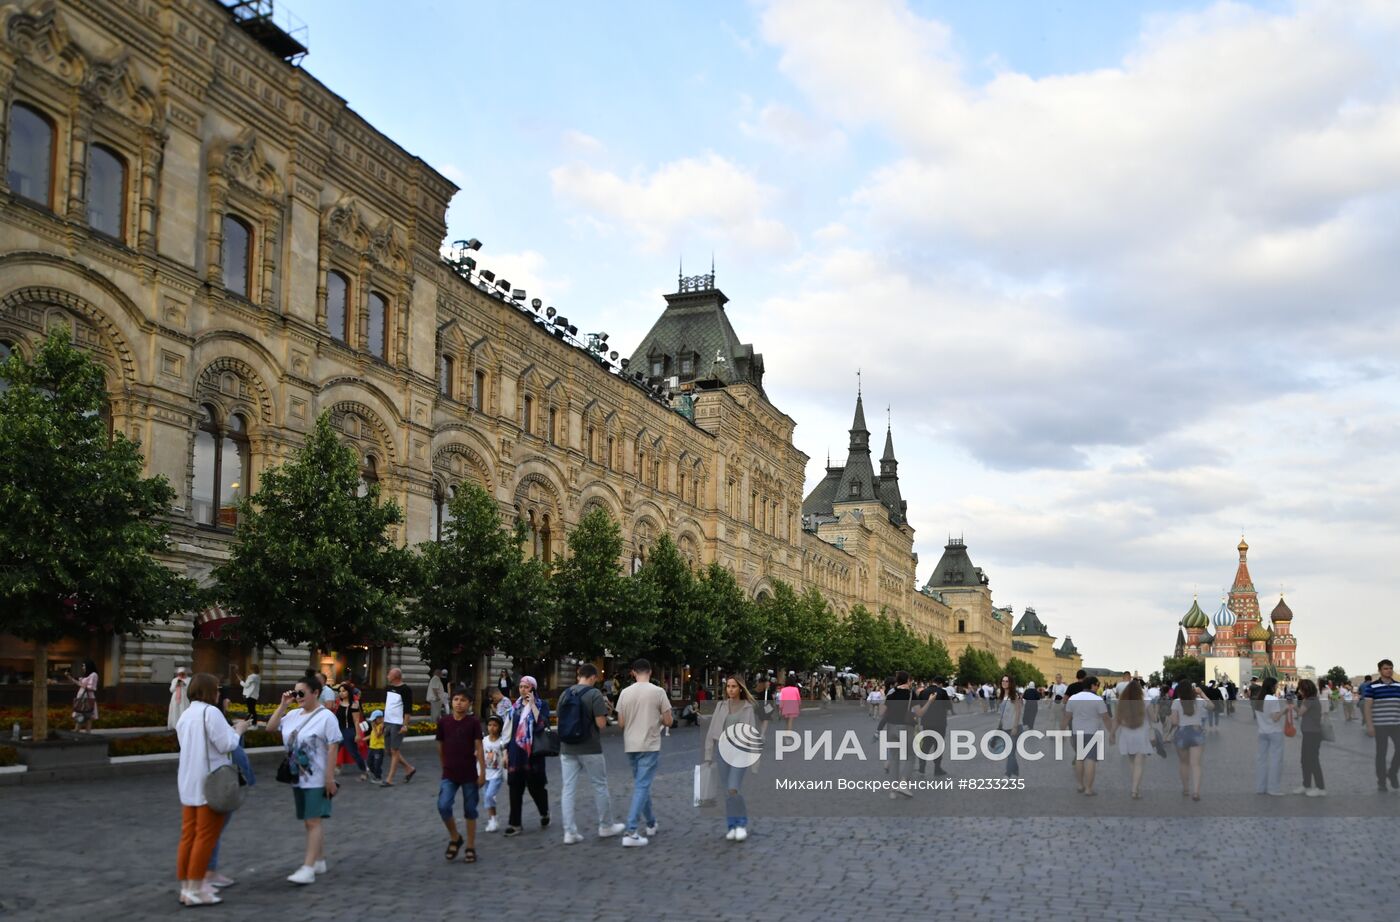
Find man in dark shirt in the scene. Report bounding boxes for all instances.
[1064,669,1087,700]
[882,671,917,794]
[1225,680,1238,715]
[916,675,951,776]
[559,664,625,843]
[1021,682,1042,729]
[436,688,484,861]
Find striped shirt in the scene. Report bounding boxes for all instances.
[1362,678,1400,726]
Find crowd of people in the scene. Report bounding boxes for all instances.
[160,655,1398,908]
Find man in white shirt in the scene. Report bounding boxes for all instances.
[427,669,448,722]
[615,658,672,847]
[1061,676,1112,796]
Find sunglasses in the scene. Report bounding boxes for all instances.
[291,690,306,699]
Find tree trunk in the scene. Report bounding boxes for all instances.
[32,644,49,740]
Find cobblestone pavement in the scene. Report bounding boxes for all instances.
[2,703,1397,920]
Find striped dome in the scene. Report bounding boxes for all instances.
[1212,600,1236,628]
[1181,599,1210,629]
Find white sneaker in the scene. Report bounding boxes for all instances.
[598,823,625,838]
[206,872,236,888]
[563,831,584,845]
[734,826,748,842]
[485,817,499,833]
[312,859,327,875]
[1292,786,1308,795]
[725,828,737,841]
[644,823,658,836]
[621,833,649,847]
[287,866,316,885]
[1306,788,1326,797]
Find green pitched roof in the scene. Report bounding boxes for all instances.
[625,278,764,393]
[925,539,987,589]
[1012,607,1051,637]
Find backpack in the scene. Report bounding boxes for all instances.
[556,686,592,744]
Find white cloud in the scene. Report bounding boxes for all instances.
[561,130,605,156]
[740,102,846,153]
[550,153,797,254]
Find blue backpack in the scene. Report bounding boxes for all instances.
[556,686,592,744]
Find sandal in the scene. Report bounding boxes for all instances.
[463,847,477,864]
[446,837,464,860]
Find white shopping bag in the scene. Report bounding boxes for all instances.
[693,763,716,807]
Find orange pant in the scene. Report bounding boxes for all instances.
[177,805,226,881]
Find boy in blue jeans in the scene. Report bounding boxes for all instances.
[436,689,485,862]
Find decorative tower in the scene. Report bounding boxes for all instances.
[1228,537,1262,646]
[877,420,908,526]
[1180,598,1209,656]
[1211,597,1238,657]
[1270,595,1297,680]
[1247,622,1271,675]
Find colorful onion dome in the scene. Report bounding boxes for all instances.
[1181,598,1210,629]
[1212,599,1236,628]
[1270,595,1293,622]
[1247,623,1271,642]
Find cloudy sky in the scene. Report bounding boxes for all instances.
[292,0,1400,674]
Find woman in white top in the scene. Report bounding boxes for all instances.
[266,674,341,885]
[1253,676,1289,795]
[174,673,247,906]
[168,667,191,729]
[867,686,884,718]
[236,665,260,724]
[1114,680,1153,799]
[1171,682,1213,801]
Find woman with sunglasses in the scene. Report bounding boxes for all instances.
[334,682,368,781]
[267,675,340,885]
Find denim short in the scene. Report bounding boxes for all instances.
[1175,725,1204,749]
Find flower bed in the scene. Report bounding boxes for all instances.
[0,704,168,733]
[0,744,17,766]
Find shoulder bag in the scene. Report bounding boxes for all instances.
[201,707,247,814]
[73,687,95,717]
[529,704,560,758]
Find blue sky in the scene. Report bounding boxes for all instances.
[290,0,1400,674]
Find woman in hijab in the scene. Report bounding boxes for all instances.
[503,675,551,836]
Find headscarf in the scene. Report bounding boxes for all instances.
[512,676,539,756]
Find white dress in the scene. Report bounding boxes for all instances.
[1116,713,1154,756]
[167,677,191,729]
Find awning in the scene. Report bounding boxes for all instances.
[193,604,239,641]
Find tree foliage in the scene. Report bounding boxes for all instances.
[1003,656,1047,689]
[1161,655,1206,684]
[1324,665,1350,686]
[213,412,411,653]
[411,482,549,677]
[760,581,837,672]
[0,332,196,738]
[697,563,769,672]
[549,505,643,662]
[956,646,1002,686]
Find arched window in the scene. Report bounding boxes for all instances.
[548,407,557,445]
[540,514,552,563]
[87,145,126,239]
[473,370,486,411]
[358,454,379,497]
[367,292,388,358]
[439,353,454,398]
[221,214,252,297]
[607,436,615,471]
[679,471,687,502]
[435,482,457,541]
[325,271,349,341]
[6,103,54,207]
[587,426,595,462]
[191,405,249,527]
[522,395,533,435]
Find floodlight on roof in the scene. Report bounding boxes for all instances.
[599,332,609,343]
[609,350,619,361]
[567,324,578,336]
[480,269,495,283]
[466,238,482,251]
[619,357,630,369]
[461,256,476,271]
[531,298,542,311]
[554,315,568,327]
[512,289,526,300]
[496,278,510,290]
[545,306,556,319]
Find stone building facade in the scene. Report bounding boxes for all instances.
[0,0,1083,696]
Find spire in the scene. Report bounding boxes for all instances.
[849,386,869,448]
[881,425,897,463]
[833,382,876,504]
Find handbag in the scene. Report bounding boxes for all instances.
[1321,717,1336,743]
[1151,726,1167,758]
[200,708,247,814]
[693,762,717,807]
[1284,711,1297,738]
[73,688,95,716]
[533,726,561,758]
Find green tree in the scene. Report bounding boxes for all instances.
[213,412,411,656]
[636,534,721,669]
[917,635,954,680]
[694,562,767,672]
[1324,666,1350,686]
[760,581,836,674]
[411,483,549,687]
[1161,655,1206,684]
[1147,670,1163,687]
[832,604,881,676]
[1003,656,1047,689]
[0,333,196,739]
[955,647,1001,686]
[549,506,647,662]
